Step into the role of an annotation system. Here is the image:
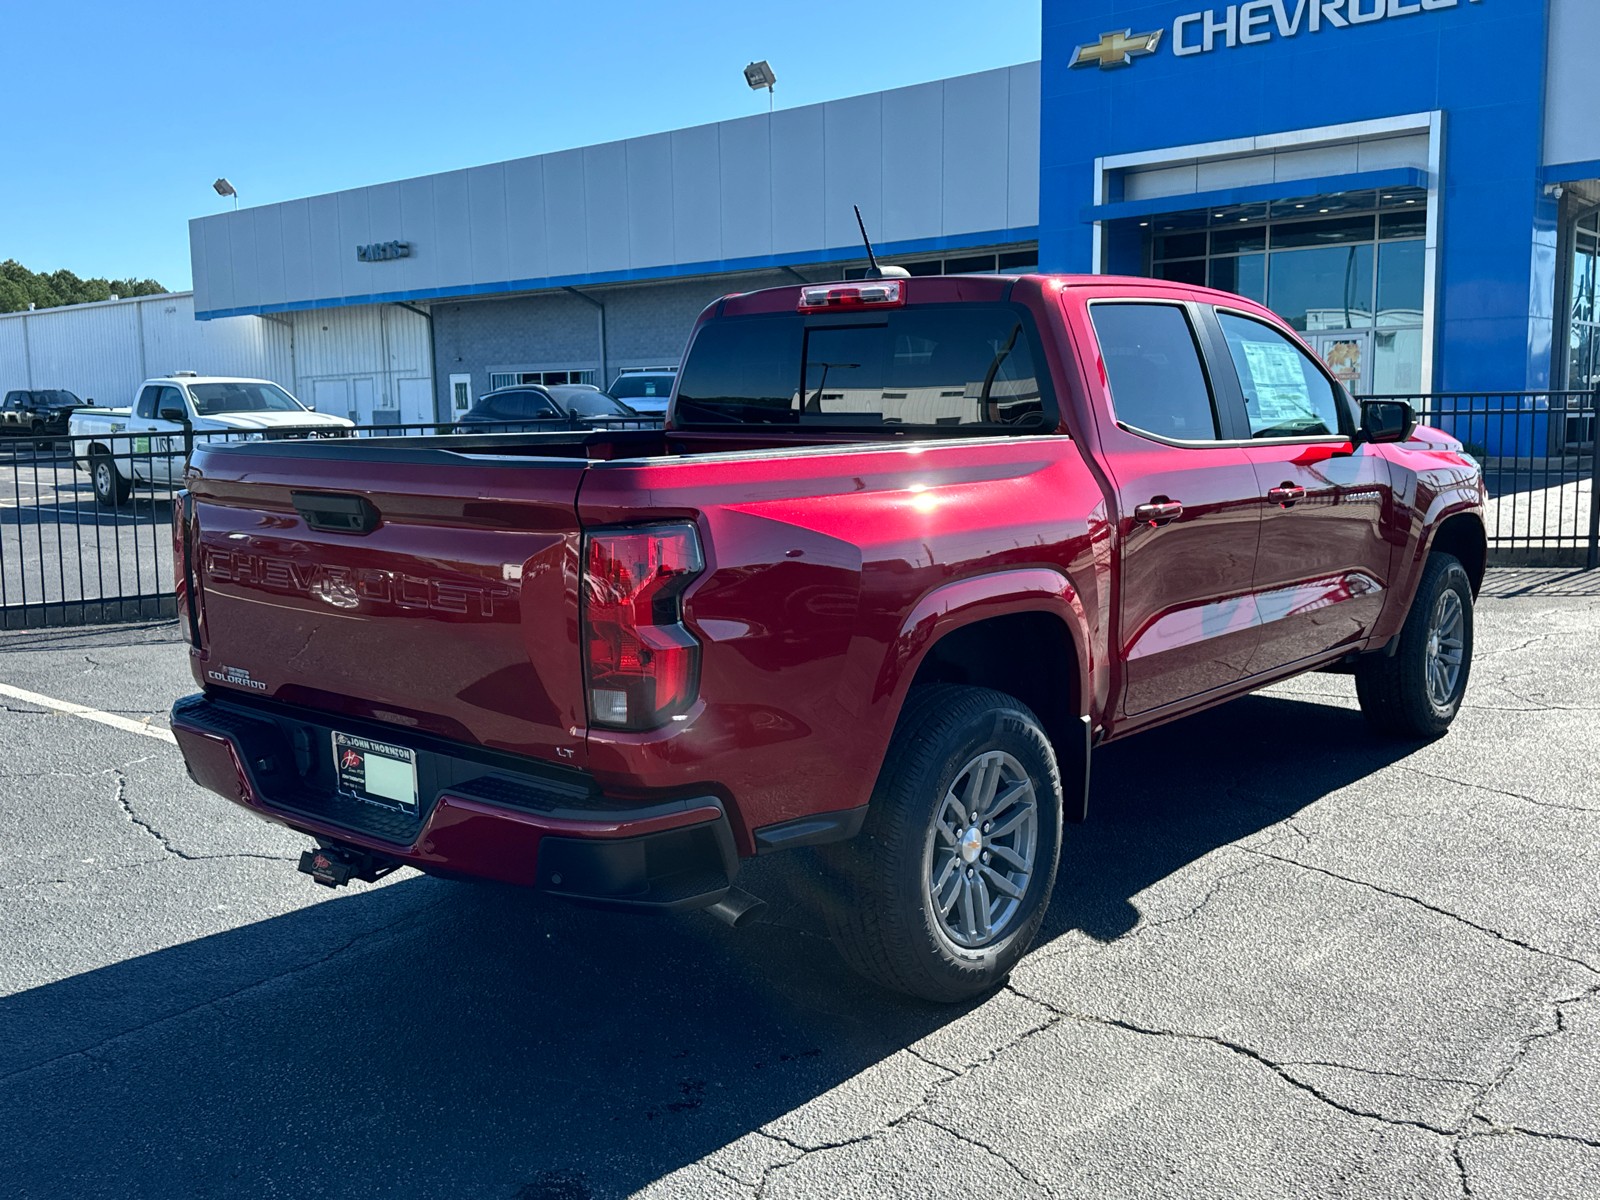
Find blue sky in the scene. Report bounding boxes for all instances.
[1,1,1040,292]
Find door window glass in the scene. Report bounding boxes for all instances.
[489,391,558,420]
[1218,313,1344,439]
[135,387,163,420]
[1089,303,1219,442]
[158,387,186,418]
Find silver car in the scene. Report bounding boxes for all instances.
[605,371,676,417]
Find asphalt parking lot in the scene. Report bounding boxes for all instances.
[2,572,1598,1199]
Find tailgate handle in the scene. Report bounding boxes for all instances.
[291,491,380,535]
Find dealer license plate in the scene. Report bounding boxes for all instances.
[332,731,418,813]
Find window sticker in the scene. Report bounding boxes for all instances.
[1241,340,1315,425]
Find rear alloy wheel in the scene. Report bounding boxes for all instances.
[91,452,131,507]
[821,684,1062,1003]
[1356,552,1474,738]
[925,750,1040,950]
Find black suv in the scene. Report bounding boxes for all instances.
[454,384,649,432]
[2,389,92,436]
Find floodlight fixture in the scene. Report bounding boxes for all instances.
[213,178,238,210]
[744,60,777,111]
[744,60,776,90]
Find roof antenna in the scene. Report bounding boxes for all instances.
[854,205,909,280]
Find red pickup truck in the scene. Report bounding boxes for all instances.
[170,273,1485,1002]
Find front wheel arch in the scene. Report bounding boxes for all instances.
[1427,513,1487,597]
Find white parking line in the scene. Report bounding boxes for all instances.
[0,681,177,744]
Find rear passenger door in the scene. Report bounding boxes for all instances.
[1086,300,1263,718]
[1208,309,1397,674]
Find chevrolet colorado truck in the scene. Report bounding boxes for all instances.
[169,274,1485,1002]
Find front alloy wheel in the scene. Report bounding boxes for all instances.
[1424,589,1466,710]
[1356,551,1474,737]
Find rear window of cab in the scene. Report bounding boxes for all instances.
[674,304,1057,432]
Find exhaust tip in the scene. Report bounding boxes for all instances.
[706,886,767,929]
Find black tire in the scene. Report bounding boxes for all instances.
[1356,552,1474,738]
[91,450,131,507]
[820,684,1063,1003]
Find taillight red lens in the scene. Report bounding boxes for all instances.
[582,524,705,730]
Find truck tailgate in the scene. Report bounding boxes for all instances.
[186,443,589,766]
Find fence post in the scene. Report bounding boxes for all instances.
[1588,387,1600,571]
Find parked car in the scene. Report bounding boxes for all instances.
[70,373,353,506]
[453,383,645,431]
[605,370,677,417]
[169,274,1486,1002]
[2,389,94,436]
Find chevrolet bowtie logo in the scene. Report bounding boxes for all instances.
[1069,28,1163,70]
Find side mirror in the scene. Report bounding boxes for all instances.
[1360,399,1415,445]
[160,406,190,423]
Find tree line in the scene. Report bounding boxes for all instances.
[0,259,167,314]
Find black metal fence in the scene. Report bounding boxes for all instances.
[0,395,1595,630]
[1364,390,1599,567]
[0,418,658,630]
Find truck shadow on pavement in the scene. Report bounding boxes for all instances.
[1,691,1421,1199]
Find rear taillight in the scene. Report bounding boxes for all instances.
[797,280,904,311]
[582,524,705,730]
[174,491,202,648]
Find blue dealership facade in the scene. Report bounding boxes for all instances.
[1040,0,1600,399]
[180,1,1596,434]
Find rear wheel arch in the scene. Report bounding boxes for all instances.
[903,610,1090,823]
[909,611,1081,752]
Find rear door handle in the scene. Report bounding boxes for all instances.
[1133,499,1184,526]
[1268,483,1307,507]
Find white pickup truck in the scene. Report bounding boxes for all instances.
[70,374,354,506]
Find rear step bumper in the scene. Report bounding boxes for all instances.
[170,693,738,913]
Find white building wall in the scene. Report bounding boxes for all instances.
[289,304,433,424]
[0,293,292,409]
[1545,0,1600,170]
[190,62,1043,318]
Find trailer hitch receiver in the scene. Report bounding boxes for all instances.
[297,843,402,888]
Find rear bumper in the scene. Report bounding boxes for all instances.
[170,693,738,912]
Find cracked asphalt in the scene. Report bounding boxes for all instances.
[1,572,1597,1199]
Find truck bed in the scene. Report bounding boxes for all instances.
[180,425,1102,851]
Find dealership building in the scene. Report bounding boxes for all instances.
[6,1,1593,427]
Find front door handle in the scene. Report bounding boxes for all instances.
[1133,499,1184,527]
[1268,483,1307,508]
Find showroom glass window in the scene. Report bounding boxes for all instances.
[1146,188,1427,394]
[1569,212,1600,392]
